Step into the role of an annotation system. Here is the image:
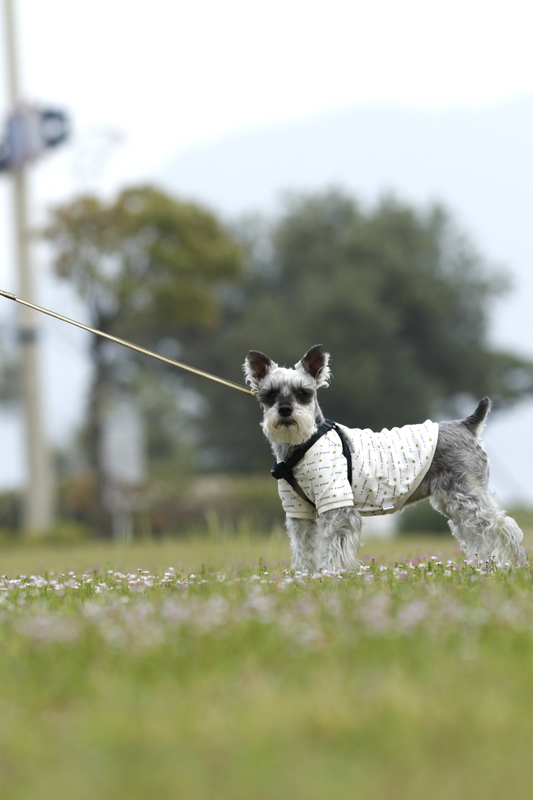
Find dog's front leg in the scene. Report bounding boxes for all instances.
[316,508,362,572]
[286,517,318,573]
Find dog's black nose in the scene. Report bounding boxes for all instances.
[278,404,293,418]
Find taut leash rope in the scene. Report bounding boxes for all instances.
[0,289,253,396]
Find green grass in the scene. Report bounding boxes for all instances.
[1,529,533,800]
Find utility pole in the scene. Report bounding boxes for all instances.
[3,0,53,532]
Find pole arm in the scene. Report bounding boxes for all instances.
[0,289,254,396]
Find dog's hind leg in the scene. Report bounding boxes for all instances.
[425,411,527,566]
[430,488,526,565]
[286,518,319,572]
[316,508,362,572]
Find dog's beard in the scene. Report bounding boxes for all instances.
[261,405,317,445]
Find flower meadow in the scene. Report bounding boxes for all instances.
[1,538,533,800]
[3,558,533,651]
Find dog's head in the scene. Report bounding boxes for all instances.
[243,345,331,448]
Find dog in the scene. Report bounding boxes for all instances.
[243,344,526,572]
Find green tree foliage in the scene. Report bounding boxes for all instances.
[45,185,242,337]
[44,185,243,535]
[184,189,533,471]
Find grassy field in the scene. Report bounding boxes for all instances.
[1,528,533,800]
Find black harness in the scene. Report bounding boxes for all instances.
[270,419,353,509]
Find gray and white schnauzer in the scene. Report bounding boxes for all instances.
[244,344,526,572]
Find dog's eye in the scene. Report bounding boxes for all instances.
[296,389,314,404]
[260,389,278,406]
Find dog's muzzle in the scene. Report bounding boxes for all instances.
[278,404,293,418]
[277,405,294,425]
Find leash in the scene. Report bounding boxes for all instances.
[0,289,254,396]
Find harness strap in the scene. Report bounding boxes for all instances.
[336,424,353,487]
[271,420,353,509]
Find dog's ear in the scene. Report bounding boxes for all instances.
[243,350,275,392]
[297,345,331,388]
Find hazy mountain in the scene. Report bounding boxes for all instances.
[158,96,533,359]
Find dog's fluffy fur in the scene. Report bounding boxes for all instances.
[244,344,526,572]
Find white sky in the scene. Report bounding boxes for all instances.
[2,0,533,193]
[0,0,532,498]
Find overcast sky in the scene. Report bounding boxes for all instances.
[0,0,532,498]
[2,0,533,197]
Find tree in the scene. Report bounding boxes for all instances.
[45,185,243,536]
[184,189,533,471]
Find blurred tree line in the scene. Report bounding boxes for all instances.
[186,189,533,470]
[43,186,242,534]
[3,184,531,537]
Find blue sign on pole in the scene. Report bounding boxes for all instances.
[0,105,70,172]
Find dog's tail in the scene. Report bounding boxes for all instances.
[462,396,492,435]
